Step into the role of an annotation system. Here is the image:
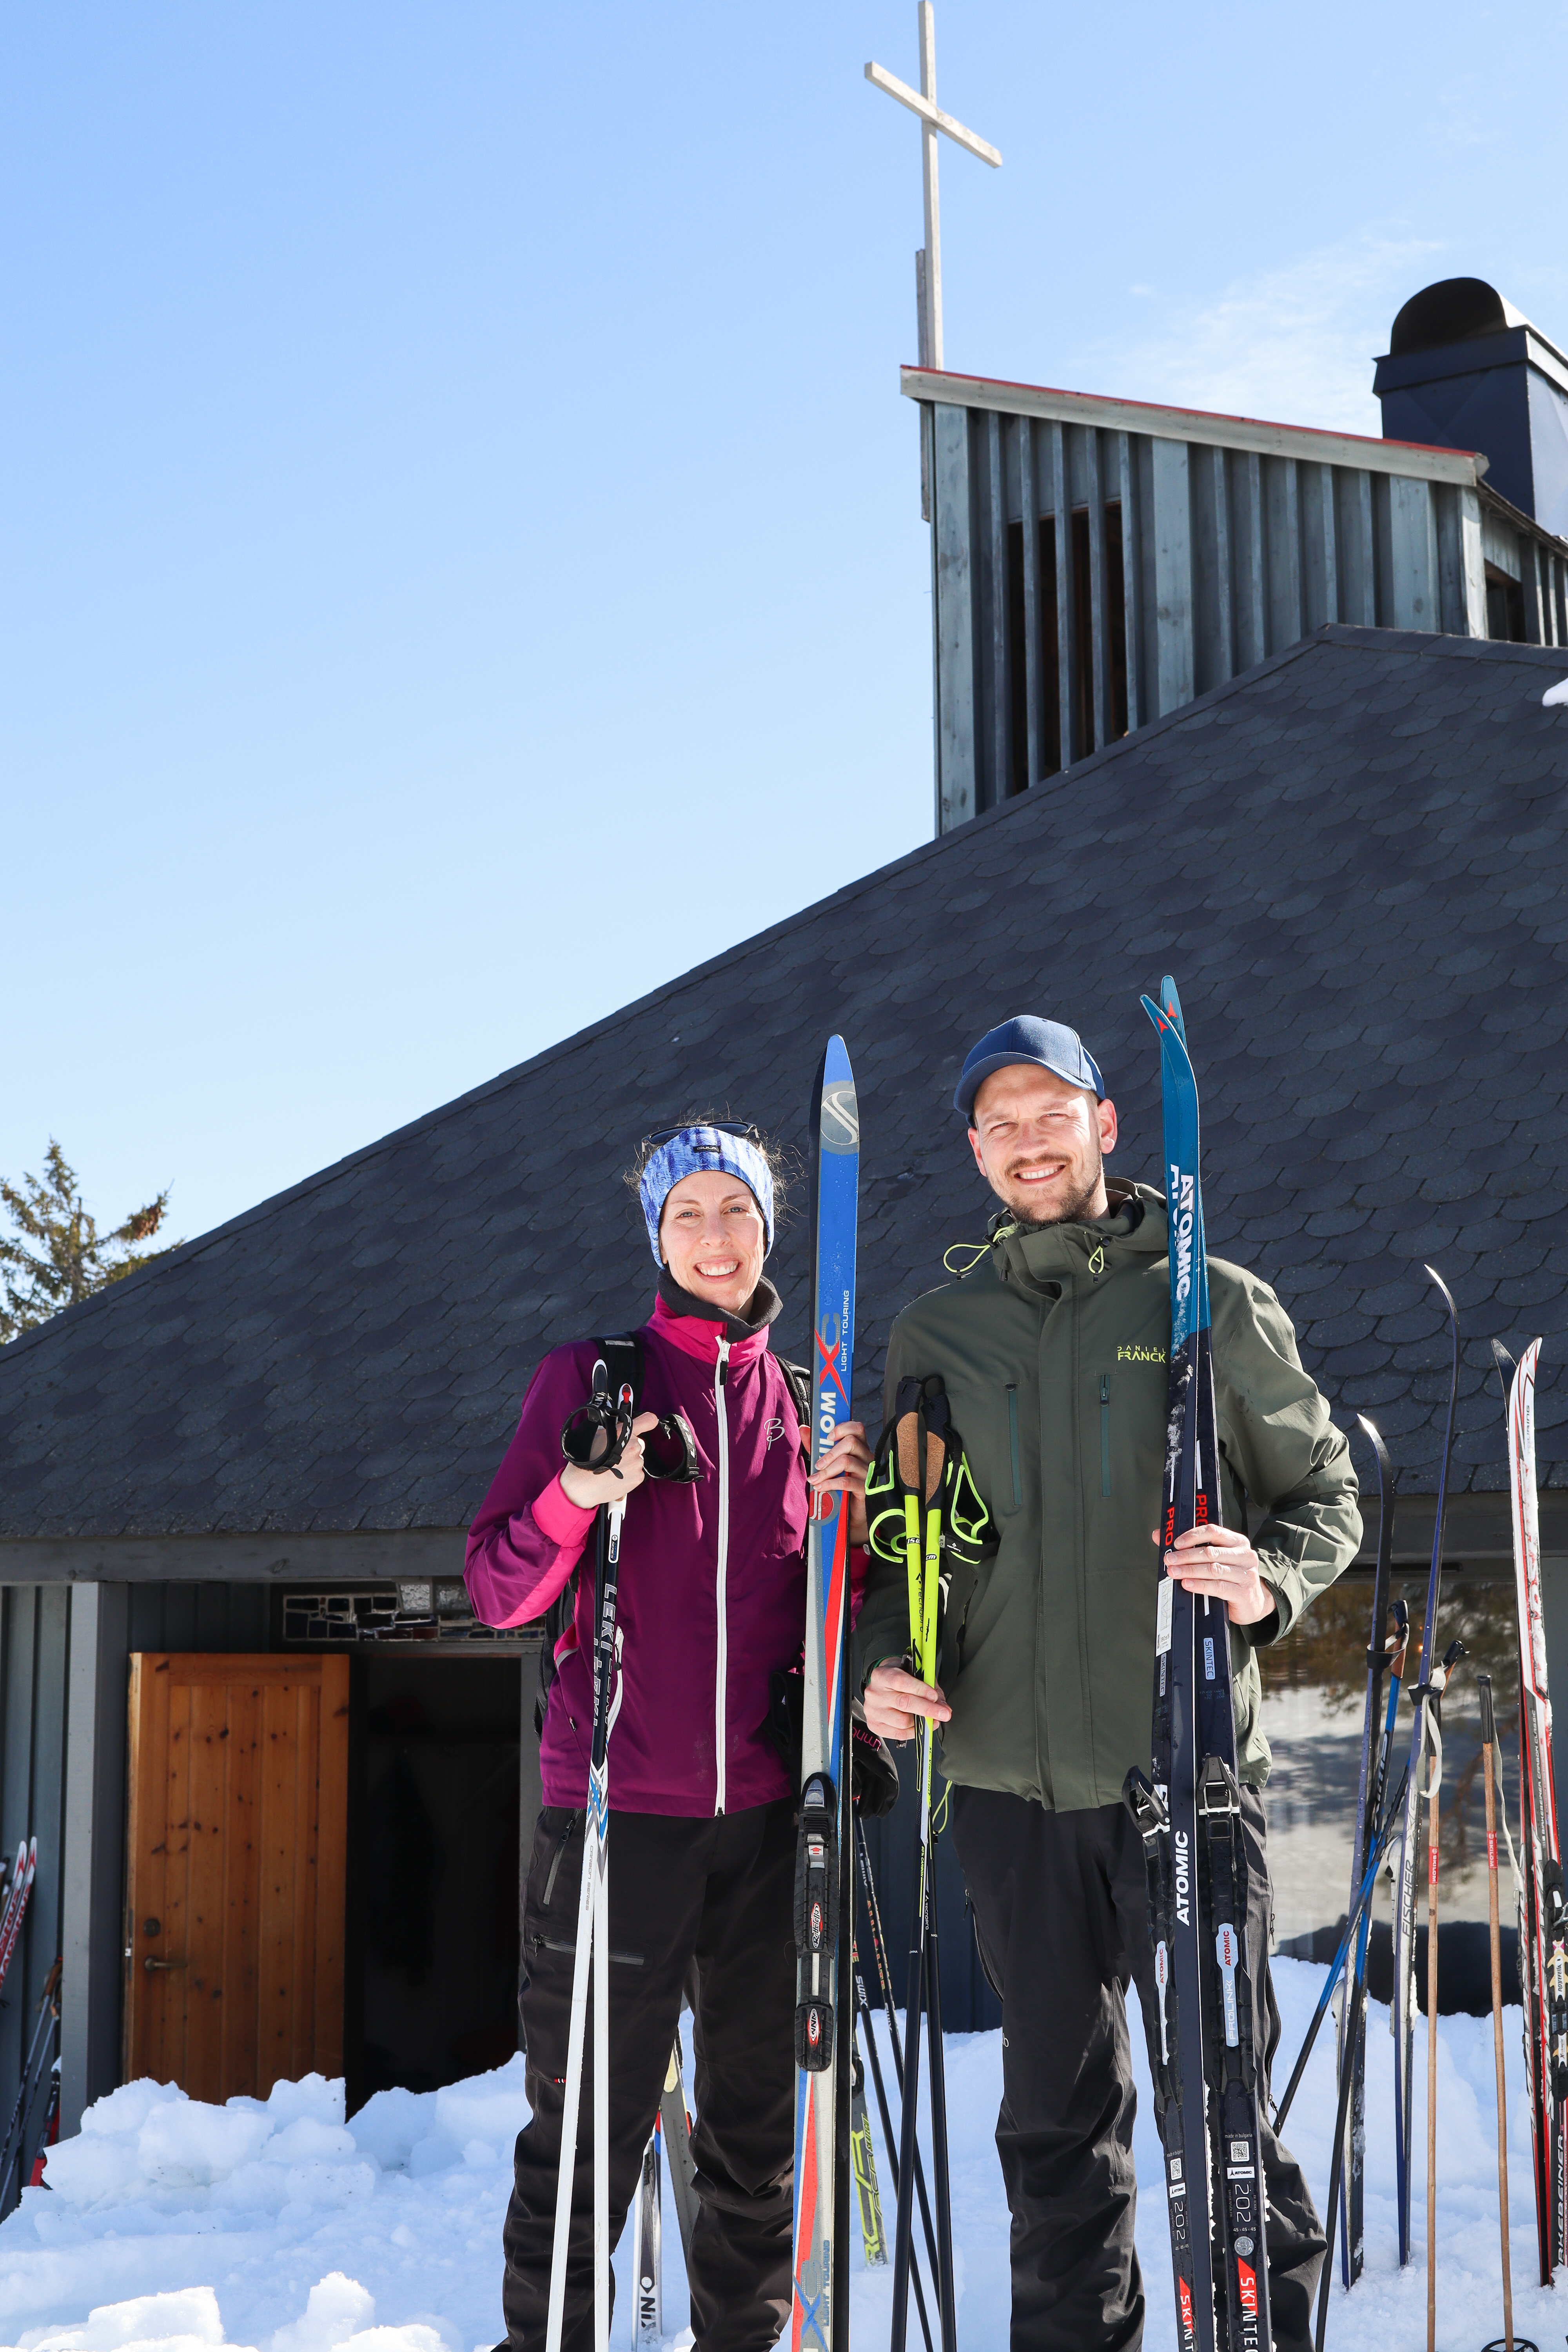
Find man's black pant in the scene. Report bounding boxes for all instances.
[951,1784,1325,2352]
[500,1800,796,2352]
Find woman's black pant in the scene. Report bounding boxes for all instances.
[951,1783,1325,2352]
[500,1798,797,2352]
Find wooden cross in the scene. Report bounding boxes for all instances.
[866,5,1001,371]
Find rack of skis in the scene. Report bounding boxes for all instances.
[1256,1302,1564,2352]
[0,1834,60,2223]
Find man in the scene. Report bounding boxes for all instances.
[857,1014,1361,2352]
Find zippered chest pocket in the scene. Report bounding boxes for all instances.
[1100,1374,1111,1497]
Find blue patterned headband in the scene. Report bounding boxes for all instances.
[639,1126,775,1265]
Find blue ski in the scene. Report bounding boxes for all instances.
[1133,980,1272,2352]
[790,1036,859,2352]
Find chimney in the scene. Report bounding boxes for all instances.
[1374,277,1568,538]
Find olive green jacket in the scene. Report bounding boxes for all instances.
[856,1179,1361,1809]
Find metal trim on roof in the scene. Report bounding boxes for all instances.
[899,366,1488,487]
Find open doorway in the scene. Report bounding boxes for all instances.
[352,1654,523,2105]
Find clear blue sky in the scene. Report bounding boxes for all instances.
[5,0,1565,1244]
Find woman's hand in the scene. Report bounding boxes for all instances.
[862,1659,951,1743]
[809,1419,873,1545]
[560,1411,661,1511]
[1153,1520,1277,1627]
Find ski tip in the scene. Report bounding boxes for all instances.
[819,1033,853,1087]
[1158,975,1185,1034]
[1423,1262,1459,1327]
[1140,995,1196,1082]
[1354,1413,1393,1485]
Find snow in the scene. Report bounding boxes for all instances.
[0,1960,1550,2350]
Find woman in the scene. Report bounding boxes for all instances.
[466,1120,871,2352]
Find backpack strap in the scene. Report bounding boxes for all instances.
[777,1356,812,1452]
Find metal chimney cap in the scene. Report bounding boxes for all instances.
[1388,277,1532,357]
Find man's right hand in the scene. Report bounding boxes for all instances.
[559,1411,661,1510]
[862,1659,952,1744]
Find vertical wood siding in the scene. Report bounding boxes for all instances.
[928,398,1559,831]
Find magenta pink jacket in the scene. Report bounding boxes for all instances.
[465,1294,868,1817]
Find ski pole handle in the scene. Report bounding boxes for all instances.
[1478,1671,1495,1749]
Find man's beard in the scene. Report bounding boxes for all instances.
[996,1142,1103,1231]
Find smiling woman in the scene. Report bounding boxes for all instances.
[461,1115,879,2348]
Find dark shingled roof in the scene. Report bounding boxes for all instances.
[4,623,1568,1541]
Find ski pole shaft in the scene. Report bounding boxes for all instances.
[1480,1676,1514,2352]
[1314,1964,1368,2352]
[856,1977,935,2352]
[1274,1782,1406,2132]
[855,1821,944,2306]
[1426,1706,1440,2352]
[888,1731,940,2352]
[923,1904,958,2352]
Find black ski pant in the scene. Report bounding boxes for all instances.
[951,1784,1325,2352]
[499,1799,797,2352]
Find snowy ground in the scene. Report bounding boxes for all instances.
[0,1958,1548,2350]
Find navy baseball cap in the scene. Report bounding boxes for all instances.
[955,1016,1106,1122]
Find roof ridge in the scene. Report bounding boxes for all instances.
[4,623,1553,1367]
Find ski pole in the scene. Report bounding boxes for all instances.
[1392,1267,1461,2270]
[890,1801,931,2352]
[1480,1674,1515,2352]
[922,1811,958,2352]
[1314,1944,1369,2352]
[889,1397,957,2352]
[1311,1608,1410,2348]
[1426,1694,1440,2352]
[1417,1639,1464,2352]
[852,1937,933,2352]
[1273,1773,1408,2133]
[854,1822,938,2352]
[546,1362,634,2352]
[1341,1418,1403,2292]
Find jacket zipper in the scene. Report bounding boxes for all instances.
[1006,1384,1022,1506]
[1100,1374,1111,1497]
[713,1336,731,1815]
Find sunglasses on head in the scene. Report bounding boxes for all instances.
[644,1120,762,1149]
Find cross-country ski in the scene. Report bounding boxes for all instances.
[790,1036,861,2352]
[1389,1268,1461,2271]
[1496,1334,1568,2288]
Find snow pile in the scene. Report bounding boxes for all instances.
[0,2063,537,2352]
[42,2078,373,2216]
[0,1961,1555,2350]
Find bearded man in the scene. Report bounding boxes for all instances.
[856,1015,1361,2352]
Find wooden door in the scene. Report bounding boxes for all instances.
[123,1654,349,2103]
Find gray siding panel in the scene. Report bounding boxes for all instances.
[1151,438,1194,716]
[933,403,976,829]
